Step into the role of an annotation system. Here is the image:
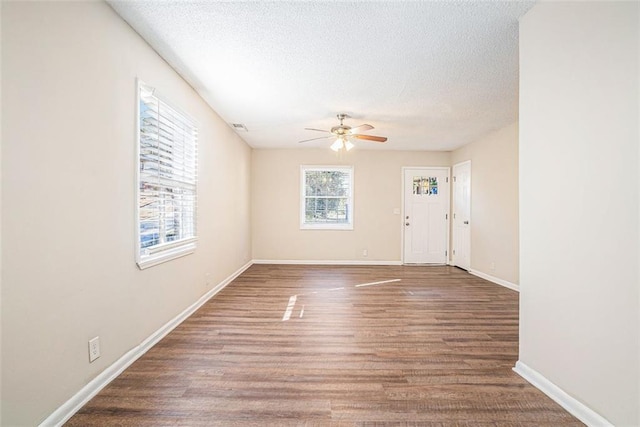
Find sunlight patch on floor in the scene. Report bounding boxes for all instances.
[282,278,401,321]
[355,278,402,288]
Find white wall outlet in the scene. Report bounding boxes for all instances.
[88,336,100,362]
[363,249,368,257]
[393,208,400,215]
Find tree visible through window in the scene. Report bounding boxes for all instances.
[136,81,198,269]
[301,166,353,230]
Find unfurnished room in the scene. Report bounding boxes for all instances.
[1,1,638,426]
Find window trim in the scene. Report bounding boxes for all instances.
[135,79,199,269]
[300,165,354,230]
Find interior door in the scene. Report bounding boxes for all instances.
[403,168,449,264]
[452,161,471,270]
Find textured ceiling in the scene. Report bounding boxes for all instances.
[109,1,535,151]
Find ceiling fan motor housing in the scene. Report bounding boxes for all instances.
[331,125,351,136]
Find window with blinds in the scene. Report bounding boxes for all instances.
[136,81,198,269]
[300,166,354,230]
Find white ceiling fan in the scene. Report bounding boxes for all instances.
[299,113,388,151]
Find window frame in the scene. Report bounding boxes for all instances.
[135,79,199,269]
[300,165,354,230]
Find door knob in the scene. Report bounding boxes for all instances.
[464,221,469,224]
[405,222,410,226]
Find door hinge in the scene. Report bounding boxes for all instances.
[445,250,448,256]
[453,249,456,255]
[445,213,448,220]
[454,176,457,182]
[453,213,456,219]
[446,177,449,183]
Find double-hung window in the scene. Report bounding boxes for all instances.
[136,81,198,269]
[301,166,354,230]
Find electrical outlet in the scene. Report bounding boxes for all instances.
[363,249,368,257]
[88,336,100,362]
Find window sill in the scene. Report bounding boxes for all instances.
[137,240,197,270]
[300,223,354,231]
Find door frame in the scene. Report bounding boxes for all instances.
[401,166,451,265]
[452,160,471,270]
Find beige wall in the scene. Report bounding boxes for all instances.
[519,2,639,425]
[451,123,519,285]
[0,2,519,424]
[1,2,251,425]
[0,2,3,422]
[252,149,450,262]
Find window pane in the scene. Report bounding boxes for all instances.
[305,170,350,197]
[413,176,438,195]
[138,82,198,263]
[302,167,352,228]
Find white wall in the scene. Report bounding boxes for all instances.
[0,2,3,422]
[519,2,639,425]
[1,2,251,425]
[451,123,519,286]
[252,149,450,262]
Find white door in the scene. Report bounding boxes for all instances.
[403,168,450,264]
[452,161,471,270]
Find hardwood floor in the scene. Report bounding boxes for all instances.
[66,265,582,426]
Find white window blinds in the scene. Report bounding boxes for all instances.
[137,81,198,269]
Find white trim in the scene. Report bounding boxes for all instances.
[137,240,197,270]
[400,167,405,263]
[513,361,613,427]
[300,223,353,231]
[252,259,402,266]
[469,269,519,292]
[135,79,142,268]
[300,165,354,230]
[39,260,253,427]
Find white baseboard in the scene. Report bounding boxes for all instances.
[39,260,254,427]
[469,269,519,292]
[252,259,403,266]
[513,361,613,427]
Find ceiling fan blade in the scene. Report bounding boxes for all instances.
[349,124,374,133]
[304,127,331,133]
[352,134,387,143]
[298,136,333,143]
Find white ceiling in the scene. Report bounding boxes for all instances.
[109,1,535,151]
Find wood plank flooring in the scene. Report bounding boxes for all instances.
[66,265,582,426]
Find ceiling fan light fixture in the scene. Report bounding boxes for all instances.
[300,114,387,150]
[330,138,343,151]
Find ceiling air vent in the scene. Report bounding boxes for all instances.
[231,123,248,132]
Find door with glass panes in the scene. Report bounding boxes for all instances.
[403,167,450,264]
